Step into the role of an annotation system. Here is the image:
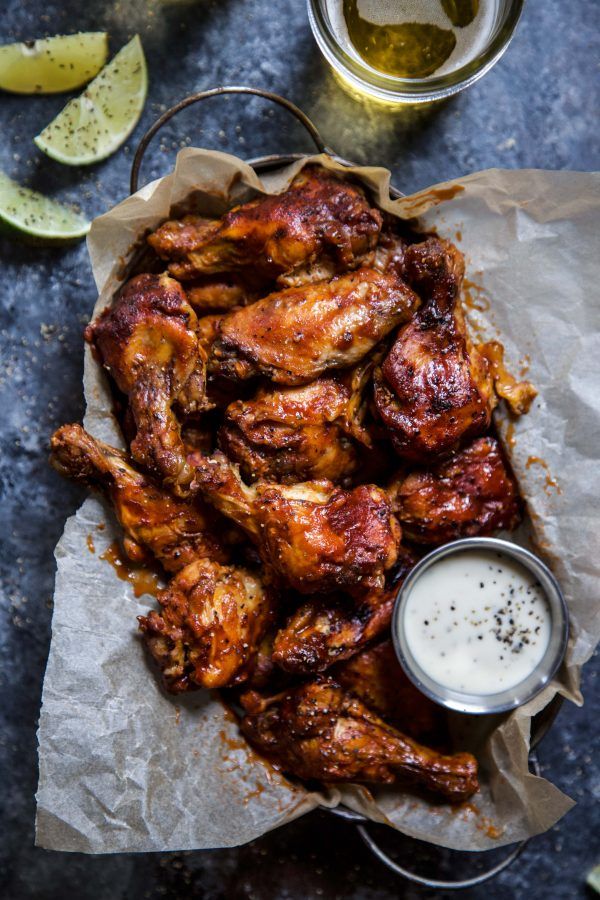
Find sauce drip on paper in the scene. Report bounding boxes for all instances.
[100,540,162,598]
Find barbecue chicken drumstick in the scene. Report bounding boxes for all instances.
[392,435,521,545]
[211,268,420,386]
[240,678,479,802]
[374,238,494,460]
[50,424,228,571]
[86,273,210,494]
[148,165,382,285]
[139,558,274,692]
[190,452,401,595]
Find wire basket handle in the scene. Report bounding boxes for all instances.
[130,85,332,194]
[339,751,543,890]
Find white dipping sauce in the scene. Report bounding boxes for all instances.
[403,550,552,695]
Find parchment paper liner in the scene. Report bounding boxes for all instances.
[36,151,600,852]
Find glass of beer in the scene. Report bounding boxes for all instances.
[308,0,524,104]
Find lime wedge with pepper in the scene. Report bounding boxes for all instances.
[34,35,147,166]
[0,32,108,94]
[0,171,90,244]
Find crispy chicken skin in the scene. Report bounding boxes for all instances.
[50,424,228,571]
[403,234,465,300]
[147,215,218,266]
[373,228,409,278]
[393,436,521,545]
[271,547,417,673]
[148,166,382,284]
[374,238,495,460]
[196,313,224,355]
[139,558,274,692]
[272,588,395,674]
[334,641,445,743]
[211,268,420,386]
[240,678,478,801]
[185,275,259,314]
[219,377,361,484]
[190,451,401,596]
[86,273,209,493]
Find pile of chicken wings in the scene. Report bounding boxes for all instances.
[51,165,537,803]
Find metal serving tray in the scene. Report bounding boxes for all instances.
[128,85,564,890]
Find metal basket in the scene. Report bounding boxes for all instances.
[130,85,564,890]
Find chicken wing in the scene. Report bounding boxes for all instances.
[86,273,209,493]
[50,424,228,571]
[374,238,494,460]
[271,547,417,673]
[334,641,445,743]
[240,678,478,801]
[211,268,420,386]
[148,166,382,284]
[146,215,217,274]
[218,377,361,484]
[271,587,394,674]
[392,435,521,544]
[190,452,401,596]
[139,558,274,692]
[185,274,259,314]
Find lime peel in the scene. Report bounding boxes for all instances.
[0,32,108,94]
[34,35,148,166]
[0,172,90,244]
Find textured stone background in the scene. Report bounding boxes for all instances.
[0,1,598,897]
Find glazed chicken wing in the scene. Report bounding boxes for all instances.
[146,215,217,273]
[86,273,210,493]
[272,588,395,674]
[393,436,521,545]
[374,238,495,460]
[190,452,401,595]
[240,678,478,801]
[139,558,274,692]
[271,547,417,673]
[334,641,445,743]
[211,268,420,386]
[50,424,228,571]
[218,377,362,484]
[185,274,259,314]
[148,166,382,284]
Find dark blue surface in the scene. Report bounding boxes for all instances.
[1,1,599,897]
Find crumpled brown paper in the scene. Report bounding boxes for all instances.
[36,150,600,853]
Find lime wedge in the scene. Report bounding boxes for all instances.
[588,865,600,894]
[34,35,147,166]
[0,172,90,244]
[0,32,108,94]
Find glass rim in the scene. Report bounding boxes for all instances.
[307,0,526,102]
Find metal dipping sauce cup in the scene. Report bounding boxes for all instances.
[391,537,569,715]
